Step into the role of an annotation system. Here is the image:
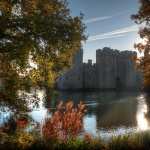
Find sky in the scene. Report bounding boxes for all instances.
[68,0,140,62]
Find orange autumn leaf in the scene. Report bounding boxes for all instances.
[42,101,86,142]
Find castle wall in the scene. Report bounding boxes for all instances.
[116,54,128,89]
[83,60,97,89]
[117,51,141,90]
[57,65,83,90]
[57,47,142,90]
[96,48,118,89]
[57,49,83,90]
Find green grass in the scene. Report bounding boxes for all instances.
[109,131,150,150]
[1,131,150,150]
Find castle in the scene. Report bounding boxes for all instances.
[57,47,142,90]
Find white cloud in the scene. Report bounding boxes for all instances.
[84,10,130,24]
[84,16,112,24]
[87,25,139,42]
[87,34,126,41]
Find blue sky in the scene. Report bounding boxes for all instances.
[68,0,140,62]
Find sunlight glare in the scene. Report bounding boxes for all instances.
[136,95,149,131]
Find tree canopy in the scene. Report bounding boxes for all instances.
[0,0,86,110]
[132,0,150,90]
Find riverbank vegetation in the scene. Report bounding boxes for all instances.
[1,128,150,150]
[1,101,150,150]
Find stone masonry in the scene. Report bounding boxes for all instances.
[57,47,142,90]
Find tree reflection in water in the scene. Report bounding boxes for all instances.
[1,91,150,139]
[0,88,47,135]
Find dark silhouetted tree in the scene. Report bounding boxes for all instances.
[132,0,150,91]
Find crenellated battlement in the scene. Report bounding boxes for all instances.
[96,47,137,58]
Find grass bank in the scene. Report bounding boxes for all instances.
[1,130,150,150]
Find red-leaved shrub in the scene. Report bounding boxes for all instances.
[16,118,28,128]
[42,101,86,142]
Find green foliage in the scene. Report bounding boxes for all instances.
[53,138,106,150]
[0,0,86,110]
[109,135,132,150]
[0,131,106,150]
[108,131,150,150]
[2,130,150,150]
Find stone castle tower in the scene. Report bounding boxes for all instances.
[57,47,142,90]
[96,48,141,90]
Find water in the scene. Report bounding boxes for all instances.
[1,91,150,139]
[56,91,150,139]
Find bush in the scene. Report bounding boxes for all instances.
[16,132,34,149]
[42,101,86,142]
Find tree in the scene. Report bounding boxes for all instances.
[0,0,86,110]
[131,0,150,91]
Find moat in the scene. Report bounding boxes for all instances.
[1,91,150,140]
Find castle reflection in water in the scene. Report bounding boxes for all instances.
[1,91,150,139]
[56,91,150,138]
